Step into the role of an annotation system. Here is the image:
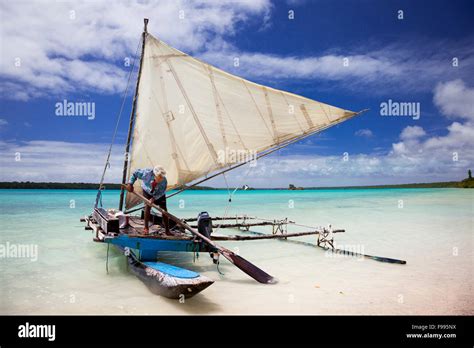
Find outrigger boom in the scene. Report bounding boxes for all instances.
[81,206,406,299]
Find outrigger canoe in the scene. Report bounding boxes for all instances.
[81,18,405,300]
[82,211,215,299]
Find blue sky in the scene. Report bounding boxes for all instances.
[0,0,473,187]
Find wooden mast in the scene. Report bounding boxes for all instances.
[119,18,149,211]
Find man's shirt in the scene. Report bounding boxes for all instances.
[129,168,167,199]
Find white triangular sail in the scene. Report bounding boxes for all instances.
[125,33,357,208]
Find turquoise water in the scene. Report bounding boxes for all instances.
[0,188,472,314]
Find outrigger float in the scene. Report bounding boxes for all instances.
[81,19,405,299]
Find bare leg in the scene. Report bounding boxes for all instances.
[162,208,170,235]
[143,205,150,234]
[158,199,171,235]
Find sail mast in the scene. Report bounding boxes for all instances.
[119,18,149,211]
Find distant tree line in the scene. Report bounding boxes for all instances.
[0,170,472,189]
[0,182,119,189]
[0,182,219,190]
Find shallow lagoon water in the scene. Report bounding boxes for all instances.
[0,188,472,314]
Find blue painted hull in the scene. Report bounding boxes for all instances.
[107,234,202,253]
[84,214,214,298]
[109,236,214,298]
[126,249,214,299]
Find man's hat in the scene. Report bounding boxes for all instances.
[153,165,166,177]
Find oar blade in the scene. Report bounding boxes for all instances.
[222,251,277,284]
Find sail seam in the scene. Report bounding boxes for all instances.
[165,58,220,165]
[242,80,273,138]
[204,64,228,149]
[153,46,193,175]
[151,86,192,177]
[299,104,315,129]
[167,110,361,198]
[320,103,332,123]
[155,54,190,179]
[262,86,279,142]
[215,84,249,151]
[280,91,304,133]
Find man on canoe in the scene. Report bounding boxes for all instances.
[126,165,171,235]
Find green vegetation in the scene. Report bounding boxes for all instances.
[1,171,472,190]
[305,182,462,189]
[0,182,112,189]
[0,182,218,190]
[458,169,474,188]
[288,184,304,190]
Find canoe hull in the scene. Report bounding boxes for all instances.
[127,250,214,299]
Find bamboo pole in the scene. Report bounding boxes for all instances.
[211,229,345,241]
[119,18,149,211]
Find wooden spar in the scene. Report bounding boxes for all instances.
[211,229,344,241]
[112,229,344,241]
[123,185,277,284]
[183,216,259,222]
[119,18,149,211]
[189,221,287,229]
[240,230,407,265]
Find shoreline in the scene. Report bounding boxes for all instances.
[0,181,471,190]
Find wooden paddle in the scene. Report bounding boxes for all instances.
[122,185,276,284]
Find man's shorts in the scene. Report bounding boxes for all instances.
[142,190,167,209]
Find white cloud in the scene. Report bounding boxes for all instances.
[0,119,8,128]
[2,1,472,100]
[208,120,474,187]
[2,124,471,186]
[200,39,474,95]
[433,79,474,121]
[400,126,426,141]
[0,0,271,100]
[0,140,122,182]
[355,129,373,137]
[202,51,400,81]
[218,79,474,187]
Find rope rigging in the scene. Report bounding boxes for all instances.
[95,37,142,208]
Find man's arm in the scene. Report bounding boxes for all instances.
[126,168,145,192]
[129,168,145,185]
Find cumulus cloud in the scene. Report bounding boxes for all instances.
[0,0,271,100]
[203,51,399,80]
[0,140,122,182]
[2,1,473,100]
[212,121,473,187]
[400,126,426,140]
[200,39,474,94]
[433,79,474,121]
[2,123,471,186]
[355,129,373,137]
